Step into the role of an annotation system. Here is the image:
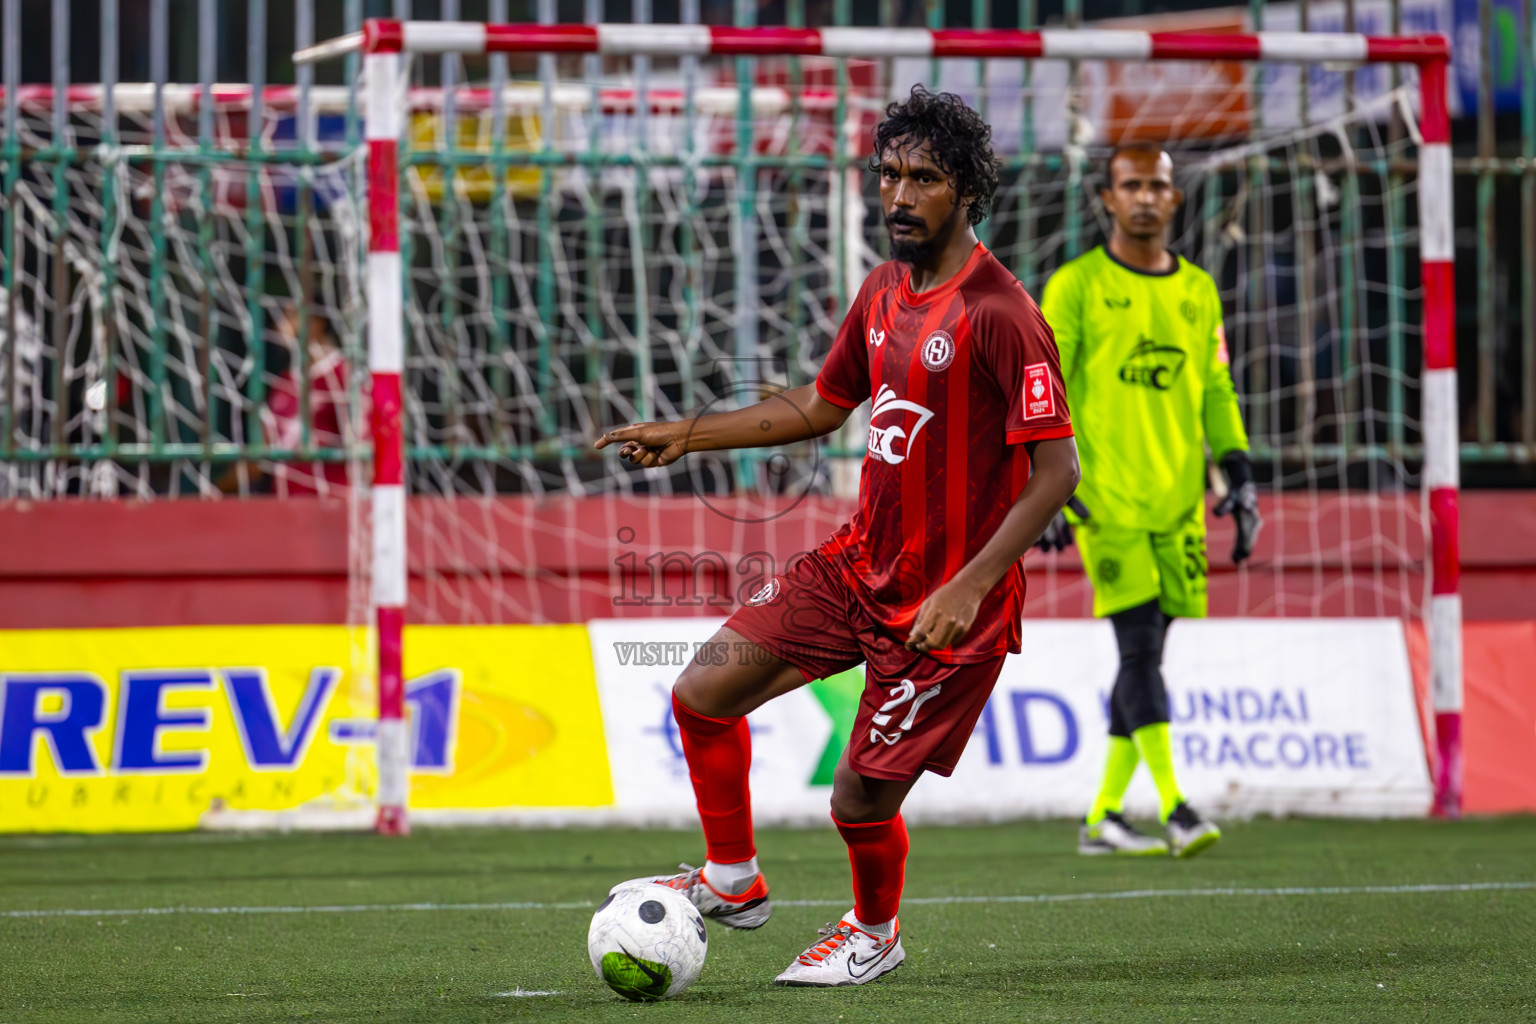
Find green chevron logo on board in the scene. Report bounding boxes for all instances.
[806,667,865,786]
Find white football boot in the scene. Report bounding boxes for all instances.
[1165,802,1222,859]
[773,915,905,987]
[1078,811,1170,856]
[608,863,772,930]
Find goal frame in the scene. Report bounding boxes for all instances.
[294,21,1461,832]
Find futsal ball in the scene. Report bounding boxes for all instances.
[587,884,707,1001]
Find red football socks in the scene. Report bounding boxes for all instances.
[833,813,909,927]
[672,692,756,864]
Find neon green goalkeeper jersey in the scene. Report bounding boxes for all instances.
[1041,245,1249,533]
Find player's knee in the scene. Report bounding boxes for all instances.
[1111,601,1169,730]
[1113,647,1169,731]
[829,761,876,822]
[830,760,914,823]
[1106,682,1132,738]
[672,662,732,719]
[1114,664,1168,732]
[1116,625,1163,668]
[829,793,875,824]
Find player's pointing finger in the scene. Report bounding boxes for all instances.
[595,423,651,449]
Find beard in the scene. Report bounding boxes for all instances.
[889,234,937,264]
[887,213,936,263]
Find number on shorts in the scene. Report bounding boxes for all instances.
[869,680,942,745]
[1183,534,1208,581]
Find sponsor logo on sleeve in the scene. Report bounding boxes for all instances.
[1023,363,1055,420]
[1215,323,1230,366]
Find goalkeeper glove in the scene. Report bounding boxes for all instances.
[1212,450,1262,564]
[1034,495,1091,553]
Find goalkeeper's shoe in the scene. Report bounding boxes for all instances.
[609,863,771,930]
[1166,802,1222,859]
[773,915,905,987]
[1078,811,1170,856]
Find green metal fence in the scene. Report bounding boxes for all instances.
[0,0,1532,500]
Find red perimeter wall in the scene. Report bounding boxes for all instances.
[1,492,1534,628]
[3,492,1534,814]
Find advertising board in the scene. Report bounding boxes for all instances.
[588,618,1432,826]
[0,625,611,831]
[0,618,1431,830]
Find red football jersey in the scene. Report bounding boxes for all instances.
[814,243,1073,662]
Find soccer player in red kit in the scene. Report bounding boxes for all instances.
[595,86,1079,987]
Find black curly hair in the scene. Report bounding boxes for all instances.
[869,85,1001,227]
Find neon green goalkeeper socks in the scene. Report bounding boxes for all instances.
[1131,722,1183,823]
[1086,736,1140,825]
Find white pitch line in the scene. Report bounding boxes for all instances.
[2,900,598,919]
[807,881,1536,907]
[3,881,1533,921]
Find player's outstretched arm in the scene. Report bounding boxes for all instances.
[906,436,1081,653]
[594,383,854,468]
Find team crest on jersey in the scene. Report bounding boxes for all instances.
[1023,363,1055,420]
[1181,299,1200,325]
[1118,336,1188,391]
[746,578,781,605]
[919,330,955,371]
[868,326,886,348]
[866,384,935,465]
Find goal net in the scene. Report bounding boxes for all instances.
[0,23,1459,821]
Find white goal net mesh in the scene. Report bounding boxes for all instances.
[0,54,1427,628]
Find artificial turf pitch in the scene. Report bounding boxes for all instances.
[1,818,1532,1023]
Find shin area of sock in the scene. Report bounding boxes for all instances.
[672,692,756,863]
[833,813,909,927]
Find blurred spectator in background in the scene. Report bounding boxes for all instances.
[240,303,358,497]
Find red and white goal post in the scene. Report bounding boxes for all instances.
[295,22,1462,832]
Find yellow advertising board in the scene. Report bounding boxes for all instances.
[0,625,612,832]
[407,106,545,203]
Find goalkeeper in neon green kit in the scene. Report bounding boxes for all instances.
[1037,142,1262,858]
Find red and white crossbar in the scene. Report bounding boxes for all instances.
[323,22,1462,828]
[294,22,1450,63]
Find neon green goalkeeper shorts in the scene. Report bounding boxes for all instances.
[1073,507,1209,619]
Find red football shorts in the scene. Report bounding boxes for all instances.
[724,550,1006,782]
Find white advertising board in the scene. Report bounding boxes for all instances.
[588,618,1431,826]
[587,617,834,826]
